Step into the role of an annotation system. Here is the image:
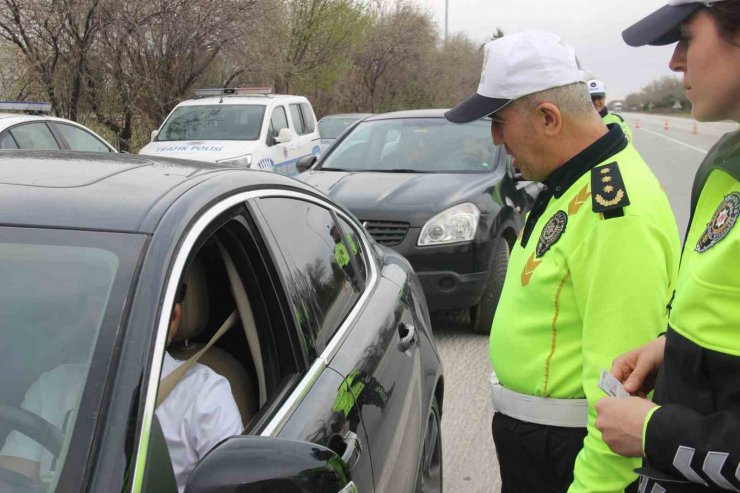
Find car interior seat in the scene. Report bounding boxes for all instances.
[168,257,258,425]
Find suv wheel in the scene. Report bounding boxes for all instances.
[470,237,509,334]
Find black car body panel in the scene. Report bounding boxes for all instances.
[0,151,442,493]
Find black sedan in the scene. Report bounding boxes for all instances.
[297,109,539,333]
[0,151,443,493]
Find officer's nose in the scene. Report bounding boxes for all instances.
[669,40,687,73]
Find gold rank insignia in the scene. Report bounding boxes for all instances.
[591,162,630,216]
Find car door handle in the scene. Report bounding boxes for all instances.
[329,430,362,471]
[397,322,417,353]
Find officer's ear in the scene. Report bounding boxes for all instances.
[534,102,562,137]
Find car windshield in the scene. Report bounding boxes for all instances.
[318,116,363,140]
[156,104,266,141]
[319,117,502,174]
[0,227,144,492]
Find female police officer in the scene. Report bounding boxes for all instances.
[595,1,740,491]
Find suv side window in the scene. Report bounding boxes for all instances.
[289,104,305,135]
[256,198,361,352]
[53,123,112,152]
[300,103,316,133]
[9,123,60,150]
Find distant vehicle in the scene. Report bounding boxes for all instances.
[297,109,540,334]
[318,113,371,152]
[0,150,443,493]
[612,102,623,112]
[0,101,117,153]
[139,88,321,176]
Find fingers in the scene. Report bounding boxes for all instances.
[623,357,653,394]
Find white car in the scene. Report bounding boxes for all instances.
[0,102,117,152]
[139,88,321,176]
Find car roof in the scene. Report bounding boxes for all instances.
[319,113,371,120]
[0,151,314,233]
[177,95,309,107]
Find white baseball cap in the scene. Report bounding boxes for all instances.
[445,31,588,123]
[588,79,606,97]
[623,0,728,46]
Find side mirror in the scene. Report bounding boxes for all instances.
[296,155,317,173]
[150,130,159,142]
[185,435,356,493]
[275,127,293,144]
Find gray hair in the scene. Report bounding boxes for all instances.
[512,82,594,119]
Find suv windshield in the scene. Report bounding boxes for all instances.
[156,104,266,141]
[320,118,502,173]
[0,227,144,492]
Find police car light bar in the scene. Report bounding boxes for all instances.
[194,87,274,97]
[0,101,52,113]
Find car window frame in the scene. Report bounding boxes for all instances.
[130,189,379,492]
[288,103,306,136]
[299,103,316,134]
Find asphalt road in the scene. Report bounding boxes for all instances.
[434,113,739,493]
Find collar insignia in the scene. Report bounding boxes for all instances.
[536,210,568,258]
[696,192,740,253]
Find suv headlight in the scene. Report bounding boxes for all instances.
[217,154,252,167]
[418,203,480,246]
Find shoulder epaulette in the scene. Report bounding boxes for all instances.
[614,113,625,122]
[591,162,630,218]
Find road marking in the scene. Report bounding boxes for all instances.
[640,127,709,154]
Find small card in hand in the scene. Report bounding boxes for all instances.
[598,369,630,398]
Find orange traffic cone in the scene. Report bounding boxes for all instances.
[664,119,669,131]
[635,120,640,129]
[691,121,698,135]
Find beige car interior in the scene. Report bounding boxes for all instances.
[157,232,267,426]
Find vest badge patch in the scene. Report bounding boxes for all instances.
[536,210,568,258]
[696,191,740,253]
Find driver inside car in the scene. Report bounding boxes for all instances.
[0,276,243,492]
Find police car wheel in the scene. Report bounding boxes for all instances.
[471,237,509,334]
[416,397,443,493]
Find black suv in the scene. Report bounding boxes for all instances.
[297,109,540,333]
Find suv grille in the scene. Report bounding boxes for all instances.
[362,220,410,246]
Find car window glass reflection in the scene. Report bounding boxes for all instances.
[320,118,504,174]
[0,130,18,149]
[54,124,112,153]
[10,123,60,150]
[258,199,360,351]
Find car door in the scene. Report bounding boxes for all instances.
[325,216,425,493]
[288,103,321,168]
[265,104,299,174]
[251,194,376,492]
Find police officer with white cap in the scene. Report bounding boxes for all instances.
[588,79,634,142]
[446,30,680,492]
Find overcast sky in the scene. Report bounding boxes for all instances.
[414,0,678,100]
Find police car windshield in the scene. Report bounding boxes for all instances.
[0,227,144,486]
[319,118,503,174]
[156,104,266,141]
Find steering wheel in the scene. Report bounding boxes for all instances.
[0,403,64,491]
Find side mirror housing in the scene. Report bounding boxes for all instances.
[150,130,159,142]
[296,155,317,173]
[185,435,355,493]
[275,128,293,144]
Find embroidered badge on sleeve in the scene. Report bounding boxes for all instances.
[696,192,740,253]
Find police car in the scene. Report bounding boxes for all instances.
[0,102,117,152]
[139,88,321,176]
